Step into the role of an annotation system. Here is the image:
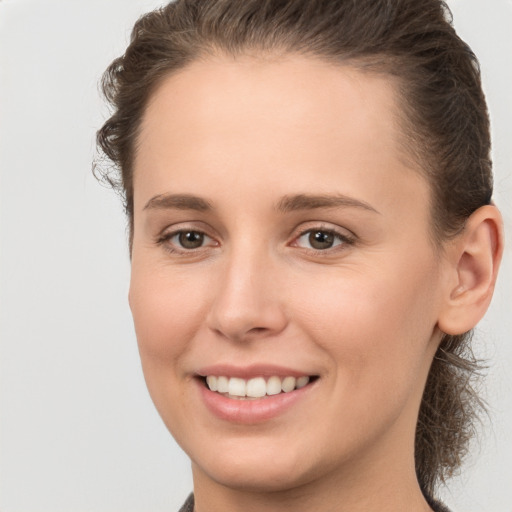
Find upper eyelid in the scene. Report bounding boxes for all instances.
[157,221,217,238]
[292,229,354,247]
[160,228,215,242]
[296,226,351,237]
[292,221,356,240]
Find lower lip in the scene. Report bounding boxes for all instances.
[197,379,315,424]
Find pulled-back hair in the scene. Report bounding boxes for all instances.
[96,0,492,499]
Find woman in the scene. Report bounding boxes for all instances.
[96,0,504,510]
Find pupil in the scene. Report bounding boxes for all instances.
[309,231,334,250]
[179,231,204,249]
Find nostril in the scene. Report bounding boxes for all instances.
[248,327,267,334]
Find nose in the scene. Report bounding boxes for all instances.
[206,247,288,342]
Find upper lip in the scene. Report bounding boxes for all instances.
[196,364,316,379]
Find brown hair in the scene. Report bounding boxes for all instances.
[96,0,492,499]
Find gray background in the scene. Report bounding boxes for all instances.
[0,0,510,510]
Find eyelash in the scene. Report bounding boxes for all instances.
[155,225,356,255]
[156,229,217,255]
[293,227,356,253]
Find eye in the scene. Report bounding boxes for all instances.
[173,230,208,249]
[295,228,353,251]
[158,229,217,252]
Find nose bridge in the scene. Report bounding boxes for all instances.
[207,237,287,341]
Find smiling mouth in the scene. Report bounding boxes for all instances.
[200,375,318,399]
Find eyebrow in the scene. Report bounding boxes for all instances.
[143,192,379,214]
[143,193,213,212]
[275,194,379,214]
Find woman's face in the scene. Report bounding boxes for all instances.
[130,55,448,492]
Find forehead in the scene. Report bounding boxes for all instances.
[138,54,403,160]
[134,54,428,223]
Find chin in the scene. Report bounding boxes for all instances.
[197,457,314,493]
[188,434,331,494]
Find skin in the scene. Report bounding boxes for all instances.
[128,54,502,512]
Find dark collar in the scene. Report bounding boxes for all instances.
[178,492,452,512]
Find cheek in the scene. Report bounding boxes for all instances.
[293,257,441,390]
[129,263,211,366]
[128,264,214,439]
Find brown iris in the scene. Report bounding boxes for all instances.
[309,231,335,250]
[178,231,204,249]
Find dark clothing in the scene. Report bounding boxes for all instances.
[178,493,452,511]
[179,494,195,512]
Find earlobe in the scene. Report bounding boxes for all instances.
[438,205,504,335]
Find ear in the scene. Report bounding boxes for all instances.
[437,205,504,335]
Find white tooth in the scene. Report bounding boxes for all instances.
[281,376,296,393]
[266,376,282,395]
[296,376,310,389]
[217,376,229,393]
[246,377,266,398]
[206,376,218,391]
[228,377,246,397]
